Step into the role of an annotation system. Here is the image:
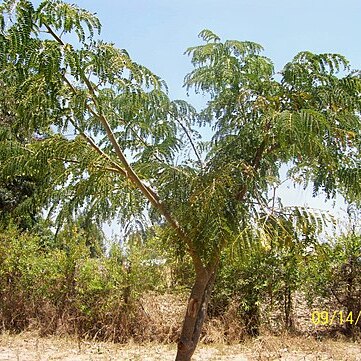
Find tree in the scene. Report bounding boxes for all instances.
[1,1,361,360]
[0,87,47,230]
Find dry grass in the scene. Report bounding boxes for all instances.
[1,331,361,360]
[1,291,361,360]
[132,291,187,343]
[245,334,361,360]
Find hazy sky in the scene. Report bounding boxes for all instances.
[40,0,360,233]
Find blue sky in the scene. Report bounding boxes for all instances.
[38,0,360,234]
[72,0,361,104]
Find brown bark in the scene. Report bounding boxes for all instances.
[175,268,216,361]
[284,286,293,331]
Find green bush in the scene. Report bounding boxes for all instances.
[302,232,361,337]
[0,225,172,340]
[210,239,304,336]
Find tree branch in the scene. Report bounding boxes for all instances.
[52,157,124,175]
[45,22,205,273]
[235,117,279,201]
[173,115,204,167]
[65,113,128,178]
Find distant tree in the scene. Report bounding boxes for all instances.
[1,1,361,360]
[0,95,47,230]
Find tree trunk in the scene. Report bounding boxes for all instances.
[175,268,216,361]
[284,286,293,331]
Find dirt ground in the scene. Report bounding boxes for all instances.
[1,332,361,361]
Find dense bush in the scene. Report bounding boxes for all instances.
[0,225,172,341]
[2,221,361,342]
[302,232,361,337]
[210,240,304,337]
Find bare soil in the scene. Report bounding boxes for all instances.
[1,332,361,361]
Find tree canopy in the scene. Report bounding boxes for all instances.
[1,1,361,360]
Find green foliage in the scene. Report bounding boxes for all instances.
[0,0,197,233]
[184,31,361,204]
[303,232,361,317]
[210,205,325,335]
[0,90,52,230]
[156,30,361,263]
[0,225,172,339]
[1,1,361,266]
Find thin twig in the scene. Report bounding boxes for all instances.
[52,157,125,175]
[173,114,204,167]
